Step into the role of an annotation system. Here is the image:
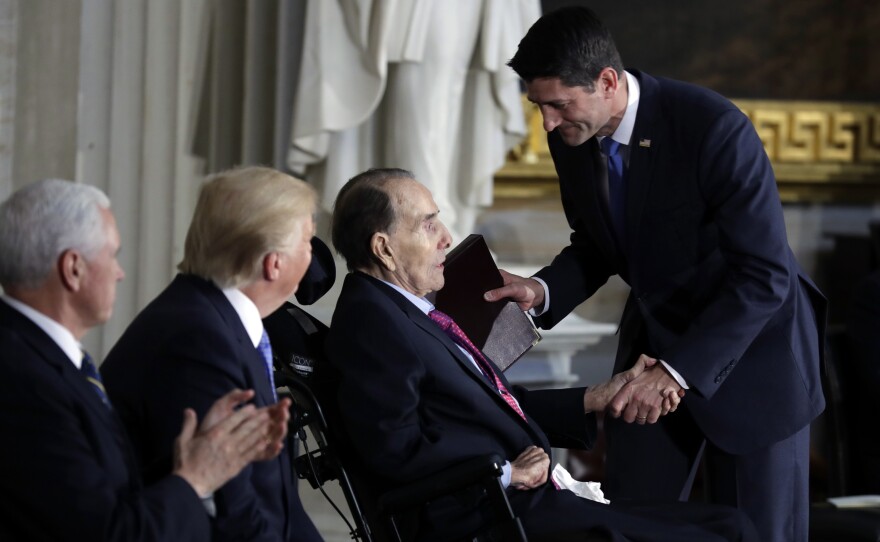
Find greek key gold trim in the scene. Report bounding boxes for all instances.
[495,97,880,202]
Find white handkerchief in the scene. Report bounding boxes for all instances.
[551,463,610,504]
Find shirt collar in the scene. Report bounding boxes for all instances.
[605,70,640,146]
[1,295,84,368]
[220,287,264,348]
[380,280,434,315]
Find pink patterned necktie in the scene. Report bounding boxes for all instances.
[428,309,527,422]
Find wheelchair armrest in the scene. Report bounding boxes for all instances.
[378,453,506,515]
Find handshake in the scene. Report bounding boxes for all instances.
[582,354,685,424]
[483,271,684,426]
[509,355,683,491]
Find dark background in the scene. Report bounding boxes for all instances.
[541,0,880,101]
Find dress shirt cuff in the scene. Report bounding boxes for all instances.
[501,461,512,488]
[659,359,690,390]
[528,276,550,317]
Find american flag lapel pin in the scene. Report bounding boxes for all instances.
[639,139,651,148]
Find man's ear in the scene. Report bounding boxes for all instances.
[371,232,395,272]
[598,67,619,97]
[58,250,84,292]
[262,252,282,281]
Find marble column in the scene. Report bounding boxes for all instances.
[0,0,15,201]
[76,0,209,357]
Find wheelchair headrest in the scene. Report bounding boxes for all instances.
[295,236,336,305]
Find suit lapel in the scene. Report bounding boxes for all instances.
[551,133,623,268]
[0,302,125,441]
[174,276,288,524]
[242,341,276,406]
[589,137,627,269]
[408,301,496,389]
[349,275,548,444]
[192,277,277,406]
[363,276,542,433]
[409,308,544,434]
[361,275,502,393]
[624,70,661,276]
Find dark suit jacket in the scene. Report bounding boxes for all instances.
[101,274,320,542]
[535,69,826,454]
[325,273,754,541]
[0,300,209,542]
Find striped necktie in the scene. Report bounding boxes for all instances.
[428,309,526,422]
[256,330,278,401]
[81,350,112,408]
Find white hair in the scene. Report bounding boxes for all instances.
[0,179,110,289]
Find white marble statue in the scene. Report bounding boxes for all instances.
[289,0,540,240]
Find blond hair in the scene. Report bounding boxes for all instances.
[179,166,316,288]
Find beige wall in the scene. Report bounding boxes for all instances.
[1,0,209,358]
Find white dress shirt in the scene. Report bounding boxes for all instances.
[1,295,82,368]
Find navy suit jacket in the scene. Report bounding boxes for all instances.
[535,69,826,454]
[325,273,756,541]
[101,274,320,542]
[327,272,594,486]
[0,300,209,542]
[326,274,610,533]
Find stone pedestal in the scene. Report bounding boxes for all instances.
[504,313,616,389]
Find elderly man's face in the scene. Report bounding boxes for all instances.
[385,180,452,297]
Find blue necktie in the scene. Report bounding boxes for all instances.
[257,330,278,401]
[81,351,112,408]
[600,137,626,247]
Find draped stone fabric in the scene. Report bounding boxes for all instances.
[192,0,307,173]
[289,0,540,240]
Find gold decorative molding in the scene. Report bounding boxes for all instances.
[495,97,880,203]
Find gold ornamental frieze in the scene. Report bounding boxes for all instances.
[496,97,880,202]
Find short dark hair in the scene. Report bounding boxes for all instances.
[508,6,624,91]
[331,168,415,271]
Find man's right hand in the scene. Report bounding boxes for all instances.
[509,445,550,490]
[172,389,290,497]
[484,269,545,312]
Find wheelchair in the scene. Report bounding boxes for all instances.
[263,237,526,542]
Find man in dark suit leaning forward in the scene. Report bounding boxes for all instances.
[102,167,323,542]
[0,179,290,541]
[484,8,826,542]
[325,167,756,541]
